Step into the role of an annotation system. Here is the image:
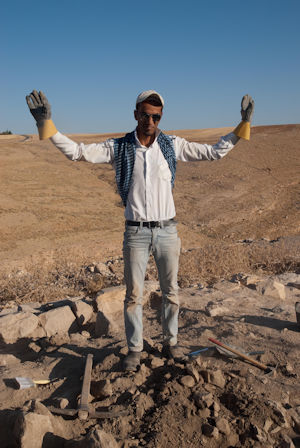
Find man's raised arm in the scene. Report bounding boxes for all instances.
[26,90,114,164]
[174,94,255,162]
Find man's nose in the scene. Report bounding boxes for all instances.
[146,115,154,124]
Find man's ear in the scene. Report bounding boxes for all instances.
[134,109,138,121]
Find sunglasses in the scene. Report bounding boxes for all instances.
[140,112,161,123]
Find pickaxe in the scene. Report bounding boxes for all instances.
[48,353,127,420]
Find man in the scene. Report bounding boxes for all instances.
[26,89,254,370]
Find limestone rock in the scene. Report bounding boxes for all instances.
[179,375,195,388]
[39,305,76,336]
[251,424,267,442]
[226,432,239,446]
[212,279,240,292]
[13,412,53,448]
[52,397,69,409]
[95,286,126,314]
[210,370,226,388]
[216,417,230,435]
[134,364,151,387]
[94,286,125,336]
[150,357,165,368]
[193,392,214,409]
[202,423,219,439]
[205,302,230,317]
[65,428,119,448]
[279,435,296,448]
[257,278,286,300]
[198,369,211,383]
[293,417,300,434]
[186,365,200,382]
[0,353,20,366]
[91,379,112,400]
[135,393,155,419]
[197,407,210,418]
[263,417,274,433]
[18,303,40,313]
[71,299,93,325]
[0,306,19,316]
[267,400,290,428]
[0,312,40,343]
[94,262,112,276]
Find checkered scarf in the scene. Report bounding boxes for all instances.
[114,131,176,206]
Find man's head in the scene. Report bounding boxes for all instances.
[134,90,164,138]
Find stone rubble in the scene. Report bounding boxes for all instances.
[0,271,299,447]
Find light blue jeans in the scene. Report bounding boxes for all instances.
[123,222,181,352]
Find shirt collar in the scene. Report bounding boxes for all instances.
[134,128,161,147]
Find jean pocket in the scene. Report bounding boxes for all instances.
[164,224,178,234]
[124,226,139,235]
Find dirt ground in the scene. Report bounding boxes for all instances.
[0,125,299,270]
[0,125,300,447]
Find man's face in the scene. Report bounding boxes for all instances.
[134,102,163,137]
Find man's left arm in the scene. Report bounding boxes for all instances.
[174,94,254,162]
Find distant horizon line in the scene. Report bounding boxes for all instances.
[3,123,299,138]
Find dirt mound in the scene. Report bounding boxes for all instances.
[1,274,300,447]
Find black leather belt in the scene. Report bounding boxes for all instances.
[126,219,175,228]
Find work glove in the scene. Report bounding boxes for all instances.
[233,94,255,141]
[241,94,255,122]
[26,90,57,140]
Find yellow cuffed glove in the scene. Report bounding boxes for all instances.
[233,94,254,141]
[36,119,57,140]
[26,90,58,140]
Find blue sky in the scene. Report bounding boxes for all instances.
[1,0,299,134]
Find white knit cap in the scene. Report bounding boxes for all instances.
[136,90,164,107]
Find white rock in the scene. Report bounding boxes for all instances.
[279,434,296,448]
[65,428,119,448]
[202,423,219,439]
[18,303,40,313]
[179,375,195,388]
[216,417,231,435]
[258,279,286,300]
[94,282,157,336]
[39,305,76,336]
[0,312,40,343]
[94,262,112,276]
[150,357,165,368]
[210,370,226,388]
[0,306,19,316]
[0,353,20,366]
[94,286,126,336]
[95,286,125,312]
[14,412,53,448]
[205,302,230,317]
[71,299,93,325]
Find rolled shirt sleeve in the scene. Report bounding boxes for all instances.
[174,132,239,161]
[50,132,114,164]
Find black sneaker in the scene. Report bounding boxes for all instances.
[123,351,141,371]
[162,345,186,362]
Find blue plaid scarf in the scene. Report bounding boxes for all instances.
[114,131,176,206]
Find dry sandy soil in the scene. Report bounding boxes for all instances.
[0,125,299,447]
[0,125,299,272]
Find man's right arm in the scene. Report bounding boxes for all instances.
[50,131,114,164]
[26,90,114,164]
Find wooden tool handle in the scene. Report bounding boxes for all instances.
[78,353,93,420]
[208,337,269,371]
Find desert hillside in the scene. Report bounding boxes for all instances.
[0,125,299,274]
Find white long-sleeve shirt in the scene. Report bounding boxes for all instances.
[50,129,239,221]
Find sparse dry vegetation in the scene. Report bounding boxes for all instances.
[1,238,298,305]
